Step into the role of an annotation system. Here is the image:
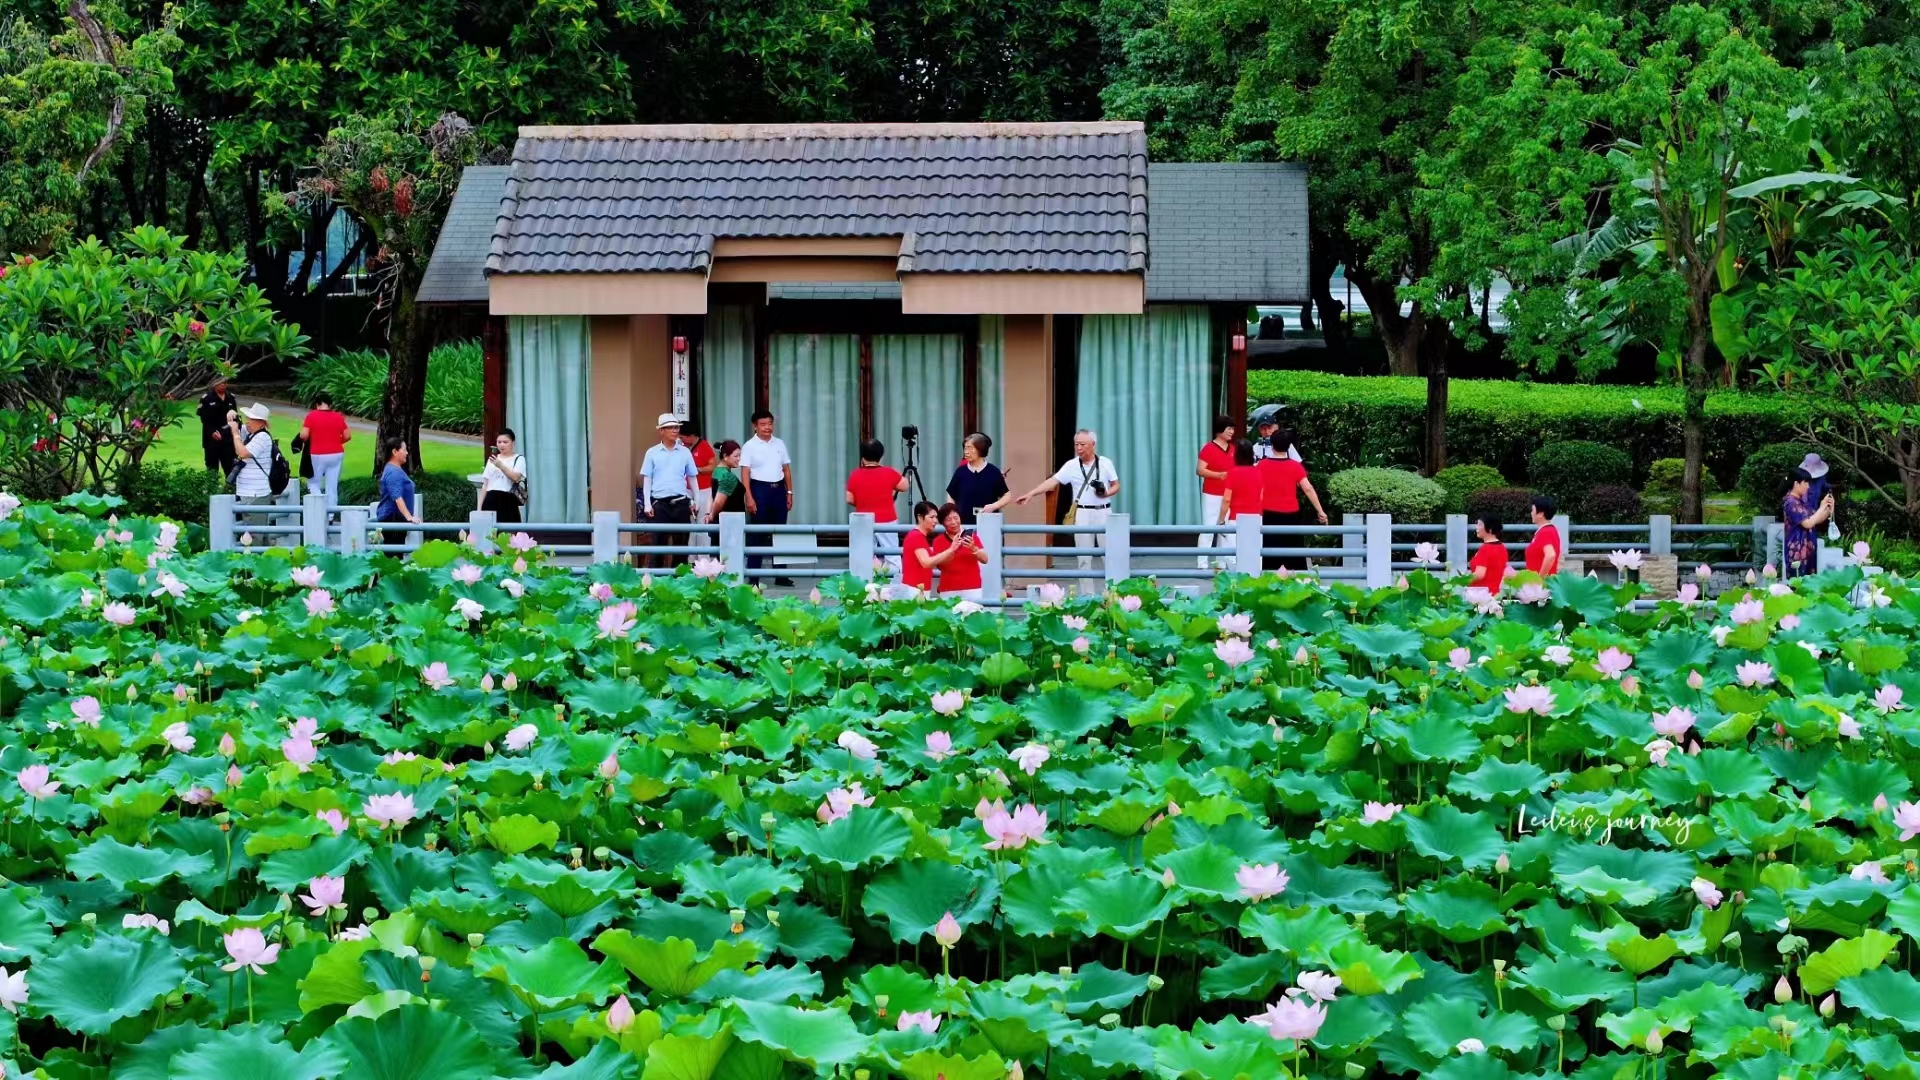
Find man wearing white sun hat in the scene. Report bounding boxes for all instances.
[639,413,696,568]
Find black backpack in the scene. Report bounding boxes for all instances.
[230,433,292,497]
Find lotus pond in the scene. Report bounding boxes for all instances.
[2,497,1920,1079]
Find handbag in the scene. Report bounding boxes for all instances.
[507,455,527,505]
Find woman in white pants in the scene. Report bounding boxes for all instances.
[1196,416,1234,569]
[298,393,351,507]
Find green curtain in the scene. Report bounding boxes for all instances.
[873,334,964,507]
[978,315,1004,455]
[768,333,860,523]
[1074,305,1211,526]
[700,305,755,445]
[506,315,591,522]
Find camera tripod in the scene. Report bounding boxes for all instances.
[900,428,930,504]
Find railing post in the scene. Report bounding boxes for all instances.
[591,511,620,564]
[407,495,424,551]
[301,492,329,550]
[468,511,498,555]
[1445,513,1469,574]
[1104,512,1130,586]
[1554,514,1572,571]
[719,511,747,579]
[340,507,368,555]
[1649,514,1672,557]
[978,512,1004,601]
[1365,514,1393,589]
[849,512,875,581]
[1342,513,1364,575]
[209,494,236,552]
[1752,515,1774,571]
[1234,512,1262,575]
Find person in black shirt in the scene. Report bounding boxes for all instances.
[945,433,1011,526]
[197,379,238,473]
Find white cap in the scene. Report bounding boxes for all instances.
[241,402,272,422]
[655,413,682,430]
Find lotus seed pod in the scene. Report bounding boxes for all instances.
[1059,966,1073,978]
[1147,975,1165,991]
[467,933,484,948]
[1645,1030,1663,1054]
[761,812,777,830]
[592,847,610,861]
[1099,1012,1121,1029]
[419,956,437,972]
[81,912,96,927]
[362,907,379,922]
[1546,1015,1566,1032]
[1722,932,1742,949]
[1775,975,1793,1003]
[1344,1064,1366,1080]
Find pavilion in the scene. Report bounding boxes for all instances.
[417,122,1308,528]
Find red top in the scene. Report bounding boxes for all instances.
[1468,541,1510,588]
[1525,523,1561,574]
[1198,440,1234,497]
[1259,457,1306,513]
[303,409,349,455]
[690,439,715,490]
[846,465,903,523]
[1224,465,1264,517]
[902,529,935,591]
[934,532,984,592]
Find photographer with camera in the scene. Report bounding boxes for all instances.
[1014,429,1120,595]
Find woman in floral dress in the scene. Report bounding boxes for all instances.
[1782,467,1835,578]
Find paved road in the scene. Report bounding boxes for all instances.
[244,395,482,451]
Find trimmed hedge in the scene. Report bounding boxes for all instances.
[339,470,477,523]
[1434,464,1508,516]
[1643,457,1719,516]
[1582,483,1645,524]
[1466,487,1537,526]
[1250,372,1805,486]
[113,462,225,528]
[1529,441,1631,506]
[1736,442,1832,514]
[1325,467,1447,520]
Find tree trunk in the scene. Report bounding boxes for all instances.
[1423,335,1449,476]
[375,263,430,477]
[1350,272,1420,376]
[1308,241,1347,357]
[1680,325,1711,524]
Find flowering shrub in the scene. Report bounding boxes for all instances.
[0,498,1918,1077]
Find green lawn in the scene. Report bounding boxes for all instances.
[144,419,483,481]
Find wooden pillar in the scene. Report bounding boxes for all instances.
[1001,314,1054,576]
[481,314,507,444]
[588,315,674,521]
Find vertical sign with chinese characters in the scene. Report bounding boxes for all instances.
[671,337,691,421]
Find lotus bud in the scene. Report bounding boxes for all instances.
[1819,993,1836,1017]
[504,672,518,691]
[1147,975,1164,991]
[1099,1012,1121,1029]
[1008,1065,1023,1080]
[468,933,485,948]
[1546,1015,1566,1032]
[127,683,138,701]
[1161,869,1175,887]
[219,733,236,756]
[1645,1030,1663,1054]
[362,907,379,922]
[1775,975,1793,1003]
[481,673,494,691]
[484,742,495,756]
[1495,853,1510,874]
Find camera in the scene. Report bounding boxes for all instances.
[900,425,918,444]
[1091,480,1111,498]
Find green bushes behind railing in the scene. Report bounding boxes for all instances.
[290,341,483,434]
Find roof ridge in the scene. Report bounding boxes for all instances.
[515,122,1144,140]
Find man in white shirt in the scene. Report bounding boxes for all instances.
[1014,429,1121,594]
[739,409,794,585]
[638,414,697,568]
[226,402,285,545]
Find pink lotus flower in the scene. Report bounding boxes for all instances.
[1030,584,1066,609]
[1851,861,1890,885]
[1736,661,1775,688]
[1458,1038,1486,1054]
[1412,542,1441,566]
[1687,670,1705,690]
[151,571,187,601]
[596,601,637,640]
[303,589,335,618]
[1895,801,1920,841]
[924,731,954,762]
[337,924,371,941]
[1290,971,1342,1004]
[1217,613,1254,638]
[1361,801,1401,824]
[454,597,485,622]
[983,804,1049,850]
[382,752,418,766]
[933,911,963,948]
[301,875,347,915]
[1247,996,1326,1042]
[930,690,966,716]
[1011,744,1050,776]
[1710,625,1732,646]
[102,601,136,627]
[1516,582,1551,605]
[316,809,348,836]
[181,787,214,805]
[174,683,191,703]
[1690,877,1722,908]
[509,532,538,553]
[364,793,418,830]
[1236,862,1288,902]
[1292,645,1312,665]
[0,966,25,1015]
[1117,594,1142,613]
[503,723,537,752]
[1876,684,1905,712]
[897,1010,940,1034]
[1596,647,1633,679]
[1840,715,1862,739]
[1542,645,1573,666]
[1677,583,1700,604]
[1062,615,1088,631]
[1447,647,1472,672]
[1609,549,1643,572]
[226,764,243,787]
[451,563,483,585]
[607,994,635,1033]
[1779,613,1800,632]
[421,662,454,690]
[1071,635,1089,654]
[71,696,102,727]
[590,582,615,602]
[1731,597,1765,625]
[289,717,319,742]
[163,722,194,753]
[953,600,986,615]
[221,928,280,974]
[599,753,619,779]
[837,731,878,760]
[17,765,58,800]
[123,913,170,935]
[1213,637,1255,669]
[1504,685,1555,715]
[502,578,525,599]
[1646,738,1676,767]
[1653,707,1696,738]
[975,797,1005,821]
[281,737,316,771]
[690,556,725,579]
[291,566,323,588]
[1853,540,1872,562]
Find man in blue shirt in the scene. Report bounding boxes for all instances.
[639,414,697,568]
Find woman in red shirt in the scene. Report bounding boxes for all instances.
[900,500,947,595]
[934,503,989,600]
[298,393,352,507]
[1217,440,1265,552]
[1467,516,1510,589]
[1524,494,1561,575]
[846,439,909,575]
[1256,427,1328,571]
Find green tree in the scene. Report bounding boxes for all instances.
[0,226,308,496]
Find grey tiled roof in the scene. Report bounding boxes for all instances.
[1145,163,1310,303]
[417,166,509,304]
[484,123,1149,277]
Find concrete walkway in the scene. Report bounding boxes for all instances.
[242,395,483,451]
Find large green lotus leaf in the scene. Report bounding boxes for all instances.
[593,930,761,997]
[728,1000,868,1069]
[484,813,562,856]
[365,845,457,912]
[1327,938,1423,996]
[1403,806,1507,870]
[1888,889,1920,941]
[1239,907,1359,963]
[1276,858,1397,916]
[967,988,1075,1059]
[1510,954,1633,1009]
[893,1049,1011,1080]
[256,834,370,893]
[34,933,186,1035]
[691,963,823,1006]
[1671,748,1777,798]
[533,1041,642,1080]
[766,901,852,962]
[1605,932,1679,976]
[472,939,629,1011]
[1810,756,1912,820]
[0,888,53,960]
[1004,846,1125,936]
[1786,877,1891,936]
[1401,998,1541,1060]
[1637,629,1717,679]
[317,1003,502,1080]
[67,835,215,890]
[861,860,999,943]
[1402,877,1508,942]
[1063,963,1150,1016]
[297,937,379,1012]
[640,1030,748,1080]
[1340,623,1424,662]
[1153,843,1250,901]
[1801,929,1899,995]
[166,1024,340,1080]
[849,964,939,1015]
[1020,686,1112,740]
[1549,574,1617,624]
[495,856,636,917]
[1061,870,1174,940]
[3,582,76,627]
[677,857,801,910]
[773,810,912,871]
[1550,844,1694,906]
[109,1022,214,1080]
[1839,968,1920,1030]
[1446,758,1552,805]
[1199,951,1290,1001]
[1150,1028,1285,1080]
[1396,714,1483,764]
